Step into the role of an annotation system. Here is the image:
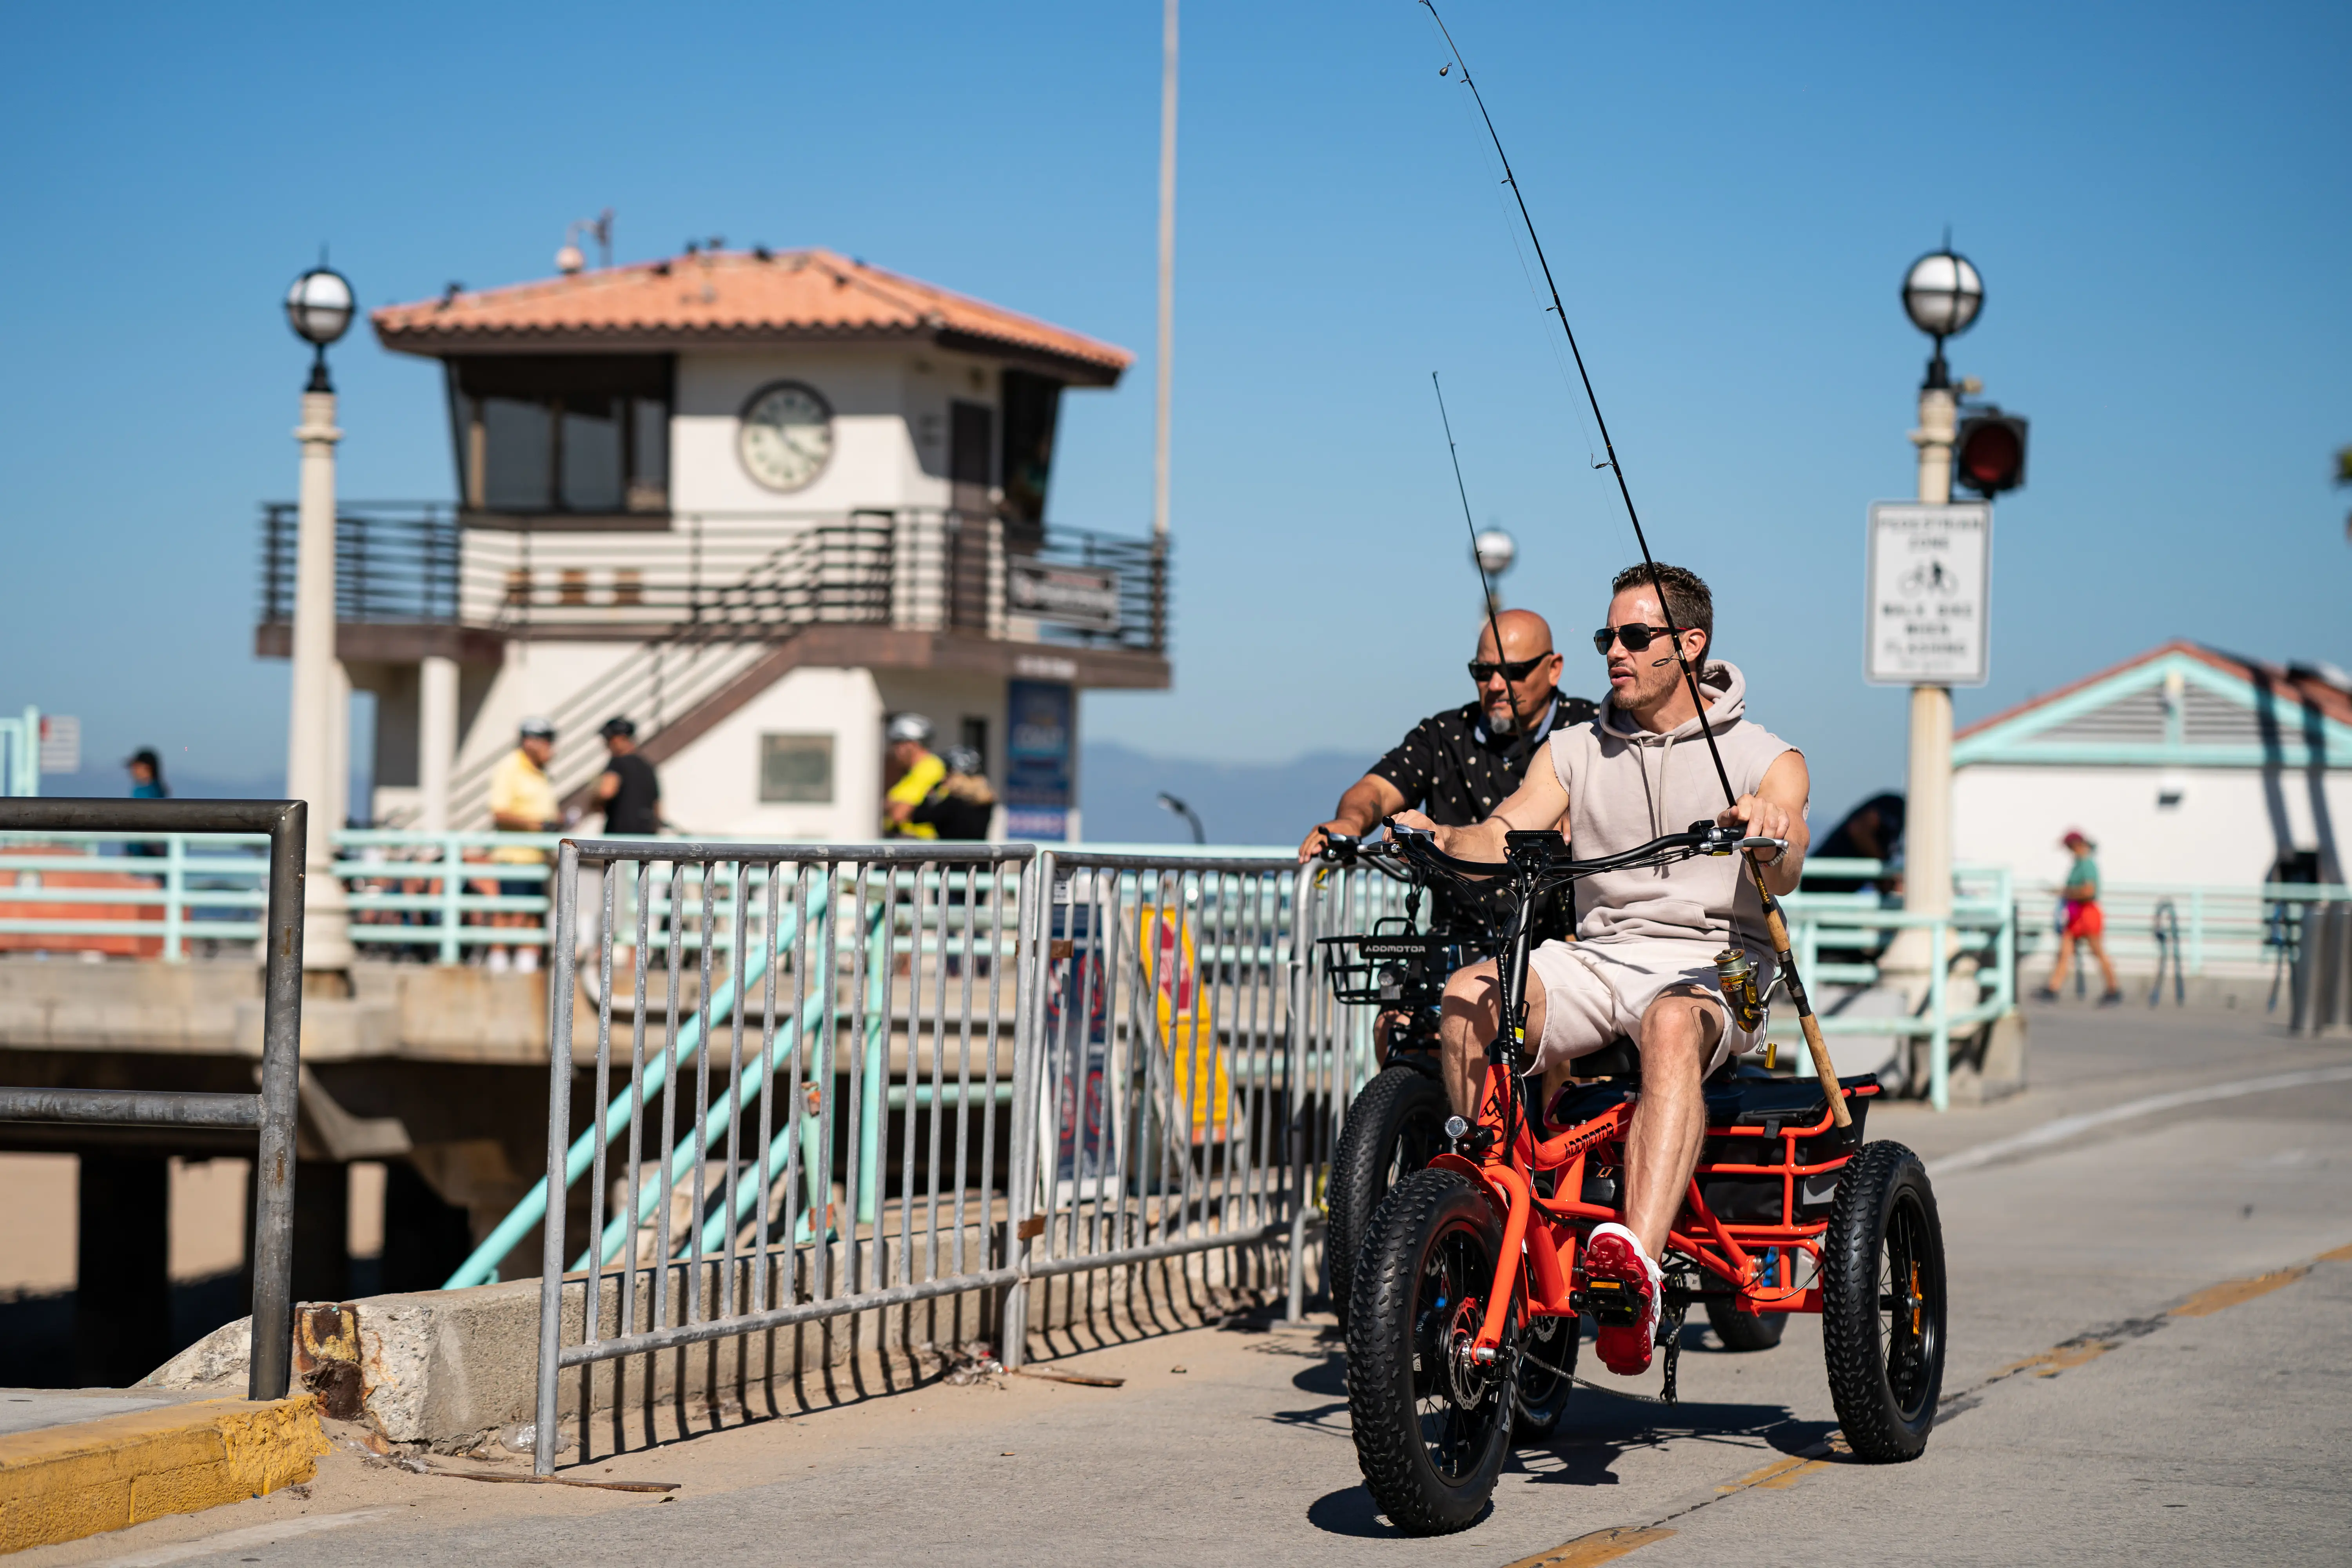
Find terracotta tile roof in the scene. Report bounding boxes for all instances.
[370,249,1132,386]
[1955,639,2352,740]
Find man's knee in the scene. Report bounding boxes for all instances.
[1441,962,1495,1023]
[1636,994,1719,1071]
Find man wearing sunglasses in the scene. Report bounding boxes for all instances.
[1394,563,1810,1382]
[1298,609,1595,895]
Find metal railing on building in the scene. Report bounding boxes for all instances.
[256,504,1169,655]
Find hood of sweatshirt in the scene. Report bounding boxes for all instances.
[1599,660,1747,746]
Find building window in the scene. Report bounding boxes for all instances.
[448,355,671,521]
[1000,370,1063,525]
[759,733,835,804]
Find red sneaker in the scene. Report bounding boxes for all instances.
[1583,1222,1662,1376]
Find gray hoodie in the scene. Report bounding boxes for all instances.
[1543,660,1799,948]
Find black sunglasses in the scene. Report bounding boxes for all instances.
[1468,653,1553,683]
[1592,623,1679,655]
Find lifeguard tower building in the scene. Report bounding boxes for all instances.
[258,247,1167,838]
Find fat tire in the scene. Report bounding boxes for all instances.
[1346,1167,1512,1535]
[1327,1064,1450,1333]
[1705,1300,1789,1351]
[1820,1141,1947,1462]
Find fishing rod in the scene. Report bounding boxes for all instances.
[1419,0,1848,1122]
[1431,372,1522,738]
[1432,369,1535,1159]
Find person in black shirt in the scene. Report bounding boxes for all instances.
[909,747,996,841]
[593,718,664,835]
[1299,609,1597,939]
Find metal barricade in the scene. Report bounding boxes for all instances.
[999,851,1298,1367]
[1280,853,1430,1320]
[530,840,1035,1474]
[0,798,306,1400]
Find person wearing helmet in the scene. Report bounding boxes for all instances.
[883,714,945,839]
[909,746,996,841]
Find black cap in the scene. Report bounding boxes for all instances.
[600,716,637,740]
[125,748,162,771]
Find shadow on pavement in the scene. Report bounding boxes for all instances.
[1307,1485,1491,1538]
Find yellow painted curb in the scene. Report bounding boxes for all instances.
[0,1394,329,1554]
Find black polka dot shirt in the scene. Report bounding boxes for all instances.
[1369,695,1599,941]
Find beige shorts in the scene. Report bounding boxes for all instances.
[1525,935,1772,1075]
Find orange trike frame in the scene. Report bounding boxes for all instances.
[1432,1062,1883,1358]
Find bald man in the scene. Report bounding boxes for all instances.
[1301,610,1597,936]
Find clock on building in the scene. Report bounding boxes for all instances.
[737,381,834,492]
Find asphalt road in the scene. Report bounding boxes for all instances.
[36,1004,2352,1568]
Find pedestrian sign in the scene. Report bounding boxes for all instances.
[1865,502,1991,686]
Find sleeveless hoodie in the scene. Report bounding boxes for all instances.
[1543,660,1798,949]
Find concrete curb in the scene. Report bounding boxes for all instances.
[0,1394,328,1553]
[148,1233,1289,1449]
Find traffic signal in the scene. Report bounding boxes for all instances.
[1954,410,2028,495]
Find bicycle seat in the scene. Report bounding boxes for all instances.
[1572,1036,1641,1078]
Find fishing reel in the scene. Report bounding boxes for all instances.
[1713,946,1767,1033]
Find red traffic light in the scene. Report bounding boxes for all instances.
[1955,412,2028,495]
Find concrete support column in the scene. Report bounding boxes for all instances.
[327,657,351,835]
[417,655,458,834]
[287,387,353,972]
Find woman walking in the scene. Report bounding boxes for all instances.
[2038,829,2121,1004]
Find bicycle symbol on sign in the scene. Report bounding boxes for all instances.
[1900,559,1958,596]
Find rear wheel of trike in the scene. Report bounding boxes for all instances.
[1706,1299,1789,1351]
[1327,1063,1450,1334]
[1821,1142,1946,1461]
[1706,1249,1790,1351]
[1347,1168,1513,1534]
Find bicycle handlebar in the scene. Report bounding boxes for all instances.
[1384,820,1781,890]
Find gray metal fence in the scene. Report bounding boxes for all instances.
[999,851,1300,1367]
[529,839,1430,1472]
[533,839,1038,1474]
[0,798,307,1401]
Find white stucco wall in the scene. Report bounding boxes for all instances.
[653,666,883,840]
[669,348,1000,515]
[1954,762,2349,889]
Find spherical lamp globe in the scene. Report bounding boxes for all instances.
[1901,249,1983,340]
[1473,528,1516,579]
[285,267,355,347]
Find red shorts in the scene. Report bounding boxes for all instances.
[2062,900,2103,940]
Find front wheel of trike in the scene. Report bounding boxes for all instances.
[1821,1141,1947,1461]
[1347,1168,1513,1534]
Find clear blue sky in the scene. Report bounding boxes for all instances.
[3,1,2346,826]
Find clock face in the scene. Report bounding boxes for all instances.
[737,381,834,492]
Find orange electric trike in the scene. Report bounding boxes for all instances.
[1341,822,1947,1535]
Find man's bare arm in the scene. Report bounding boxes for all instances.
[1392,759,1569,864]
[1298,773,1408,861]
[1715,750,1811,897]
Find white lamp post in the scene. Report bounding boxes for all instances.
[1887,244,1984,989]
[285,264,356,977]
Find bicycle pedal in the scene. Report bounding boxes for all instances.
[1577,1279,1641,1327]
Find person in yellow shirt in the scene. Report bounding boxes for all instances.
[486,716,563,973]
[882,714,945,839]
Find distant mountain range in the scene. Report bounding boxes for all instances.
[1078,739,1363,848]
